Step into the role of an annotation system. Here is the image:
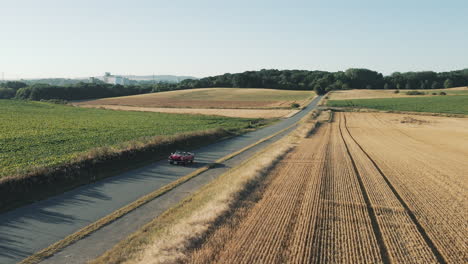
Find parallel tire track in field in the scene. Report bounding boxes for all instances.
[188,124,332,263]
[309,121,382,263]
[336,115,391,264]
[185,112,466,264]
[215,127,329,263]
[189,123,386,263]
[340,113,446,264]
[343,113,467,263]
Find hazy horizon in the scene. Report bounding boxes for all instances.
[3,67,468,81]
[1,0,467,79]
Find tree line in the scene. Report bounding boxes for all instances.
[176,68,468,95]
[1,68,467,100]
[0,82,153,100]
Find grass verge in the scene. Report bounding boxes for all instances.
[18,120,297,264]
[88,110,321,264]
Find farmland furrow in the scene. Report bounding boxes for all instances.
[189,124,330,263]
[186,112,467,264]
[334,114,390,263]
[339,113,442,263]
[286,124,329,263]
[213,164,309,263]
[189,121,389,264]
[343,112,467,263]
[221,142,324,263]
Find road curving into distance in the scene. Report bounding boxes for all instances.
[0,96,322,264]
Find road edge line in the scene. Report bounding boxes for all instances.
[19,122,298,264]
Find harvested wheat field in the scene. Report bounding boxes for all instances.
[76,104,299,118]
[74,88,315,109]
[329,86,468,100]
[185,112,467,264]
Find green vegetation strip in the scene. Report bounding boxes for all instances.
[19,122,298,264]
[327,95,468,115]
[0,100,254,177]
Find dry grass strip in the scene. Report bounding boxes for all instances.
[76,104,300,119]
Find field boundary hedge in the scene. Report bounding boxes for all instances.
[0,128,237,212]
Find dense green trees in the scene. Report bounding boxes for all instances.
[174,68,468,93]
[1,81,28,90]
[0,81,28,99]
[444,79,454,88]
[345,68,383,89]
[0,88,16,99]
[1,81,181,101]
[15,83,153,101]
[431,81,440,89]
[2,68,467,101]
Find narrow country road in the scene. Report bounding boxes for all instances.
[0,96,322,264]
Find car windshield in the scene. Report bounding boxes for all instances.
[174,151,186,155]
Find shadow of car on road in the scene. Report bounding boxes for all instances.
[168,161,226,169]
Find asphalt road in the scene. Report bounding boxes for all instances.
[0,96,321,264]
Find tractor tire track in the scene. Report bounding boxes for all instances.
[337,114,391,264]
[341,113,447,264]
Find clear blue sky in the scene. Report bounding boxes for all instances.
[1,0,467,79]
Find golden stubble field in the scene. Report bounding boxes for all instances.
[73,88,315,118]
[76,104,300,119]
[186,112,467,263]
[328,86,468,100]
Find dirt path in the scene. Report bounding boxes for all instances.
[184,112,467,263]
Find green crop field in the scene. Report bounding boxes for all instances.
[327,95,468,115]
[0,100,255,177]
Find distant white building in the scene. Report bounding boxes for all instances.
[95,72,129,85]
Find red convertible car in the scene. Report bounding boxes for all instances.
[168,151,195,165]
